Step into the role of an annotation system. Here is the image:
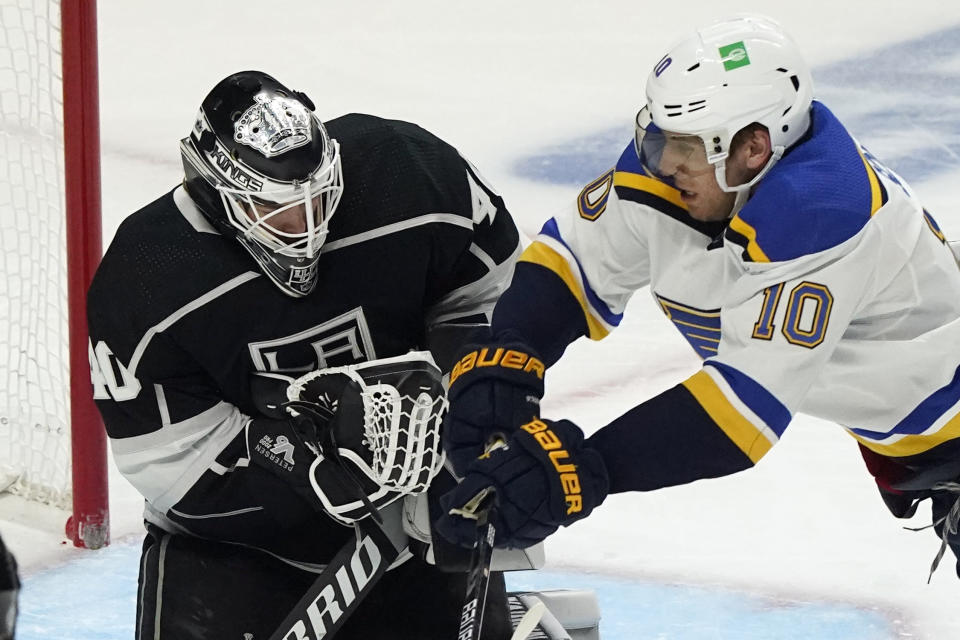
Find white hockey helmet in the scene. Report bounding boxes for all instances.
[635,14,813,193]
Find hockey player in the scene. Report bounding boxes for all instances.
[87,70,523,639]
[436,14,960,581]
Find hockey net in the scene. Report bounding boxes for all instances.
[0,0,108,548]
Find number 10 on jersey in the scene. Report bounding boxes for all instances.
[751,281,834,349]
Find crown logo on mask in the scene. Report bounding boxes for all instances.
[234,92,312,158]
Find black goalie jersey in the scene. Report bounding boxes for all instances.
[87,114,521,565]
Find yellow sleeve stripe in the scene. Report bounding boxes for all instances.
[613,171,688,211]
[727,214,771,263]
[857,149,884,216]
[682,370,773,463]
[518,241,610,340]
[849,411,960,458]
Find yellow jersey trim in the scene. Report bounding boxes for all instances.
[857,149,884,216]
[850,411,960,458]
[613,171,687,211]
[727,215,771,263]
[518,241,610,340]
[682,370,773,463]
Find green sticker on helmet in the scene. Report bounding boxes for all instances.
[719,41,750,71]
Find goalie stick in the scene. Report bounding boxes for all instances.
[269,402,405,640]
[268,512,403,640]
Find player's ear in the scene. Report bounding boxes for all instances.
[743,128,773,170]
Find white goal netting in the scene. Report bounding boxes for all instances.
[0,0,72,509]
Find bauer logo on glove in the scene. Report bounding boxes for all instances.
[436,417,609,550]
[520,418,583,515]
[449,347,545,386]
[443,339,547,474]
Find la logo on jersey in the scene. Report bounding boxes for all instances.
[248,307,376,373]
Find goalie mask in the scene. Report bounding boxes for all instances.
[285,352,448,525]
[635,14,813,199]
[180,70,344,297]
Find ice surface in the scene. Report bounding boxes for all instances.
[3,2,960,638]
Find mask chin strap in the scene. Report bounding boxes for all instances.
[713,145,785,218]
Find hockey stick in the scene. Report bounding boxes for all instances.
[269,403,405,640]
[268,513,403,640]
[453,486,497,640]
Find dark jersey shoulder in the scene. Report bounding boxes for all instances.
[325,114,474,237]
[88,189,255,342]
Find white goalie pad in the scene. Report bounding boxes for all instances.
[508,590,601,640]
[286,351,448,524]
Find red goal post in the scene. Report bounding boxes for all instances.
[0,0,109,549]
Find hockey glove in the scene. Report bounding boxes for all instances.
[245,411,331,506]
[444,337,545,474]
[247,366,428,526]
[284,353,448,525]
[435,417,609,549]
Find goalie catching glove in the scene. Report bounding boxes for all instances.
[248,352,448,526]
[435,417,609,549]
[444,335,546,474]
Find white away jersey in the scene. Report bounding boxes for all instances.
[522,101,960,464]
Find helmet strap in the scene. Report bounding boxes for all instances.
[714,145,785,217]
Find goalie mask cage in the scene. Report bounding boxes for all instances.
[0,0,108,548]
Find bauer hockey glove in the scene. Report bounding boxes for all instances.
[444,337,546,474]
[435,417,609,549]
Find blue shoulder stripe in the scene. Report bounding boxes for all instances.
[704,361,792,437]
[538,218,623,328]
[850,363,960,440]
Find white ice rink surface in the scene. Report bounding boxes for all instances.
[5,1,960,638]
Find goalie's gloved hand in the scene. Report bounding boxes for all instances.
[444,336,545,475]
[247,369,395,527]
[279,354,448,526]
[245,413,326,494]
[435,418,609,549]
